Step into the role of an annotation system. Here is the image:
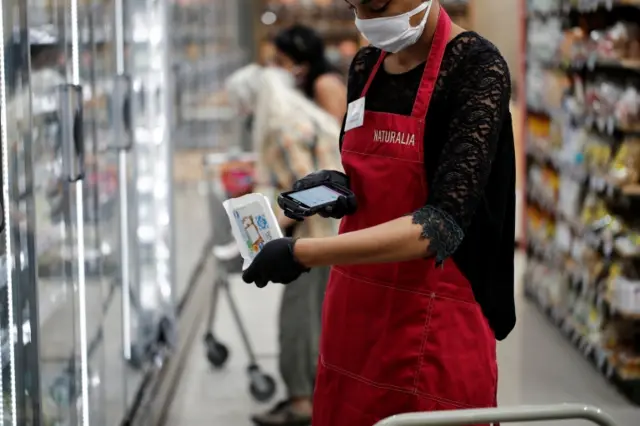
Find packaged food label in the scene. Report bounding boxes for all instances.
[224,193,283,270]
[233,205,272,255]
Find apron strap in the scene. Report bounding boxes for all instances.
[411,7,452,119]
[360,51,387,98]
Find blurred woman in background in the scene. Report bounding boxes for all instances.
[226,64,342,426]
[273,24,347,123]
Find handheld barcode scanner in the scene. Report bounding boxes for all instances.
[278,182,356,219]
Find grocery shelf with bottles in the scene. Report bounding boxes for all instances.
[522,0,640,404]
[254,0,475,76]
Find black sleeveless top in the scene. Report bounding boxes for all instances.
[340,32,516,340]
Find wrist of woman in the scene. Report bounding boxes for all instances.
[292,238,318,268]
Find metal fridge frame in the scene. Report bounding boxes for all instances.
[374,403,617,426]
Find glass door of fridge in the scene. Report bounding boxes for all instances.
[100,0,148,416]
[21,1,87,424]
[116,0,176,410]
[26,0,105,424]
[78,0,131,424]
[1,1,41,424]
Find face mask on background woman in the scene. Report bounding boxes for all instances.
[355,0,433,53]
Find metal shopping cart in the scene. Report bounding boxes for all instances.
[190,151,277,403]
[374,404,617,426]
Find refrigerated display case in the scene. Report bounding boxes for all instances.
[120,0,177,370]
[1,0,176,424]
[1,4,38,425]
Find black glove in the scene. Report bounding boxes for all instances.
[285,170,357,221]
[242,238,310,288]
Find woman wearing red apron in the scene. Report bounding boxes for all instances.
[243,1,516,425]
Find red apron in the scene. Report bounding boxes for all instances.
[313,10,498,426]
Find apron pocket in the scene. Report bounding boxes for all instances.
[416,293,498,408]
[320,268,434,392]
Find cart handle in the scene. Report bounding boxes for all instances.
[373,404,616,426]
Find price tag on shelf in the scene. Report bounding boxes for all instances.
[605,362,615,380]
[556,224,573,252]
[586,54,598,71]
[606,116,616,135]
[583,342,594,357]
[585,114,595,128]
[606,181,616,198]
[602,237,614,258]
[594,347,607,370]
[595,293,605,311]
[590,175,605,193]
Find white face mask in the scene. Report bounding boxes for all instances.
[355,1,433,53]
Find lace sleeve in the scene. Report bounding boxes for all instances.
[413,41,512,262]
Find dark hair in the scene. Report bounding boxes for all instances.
[274,24,338,99]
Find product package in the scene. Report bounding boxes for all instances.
[223,193,283,270]
[609,138,640,186]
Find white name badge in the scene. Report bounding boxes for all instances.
[344,97,365,131]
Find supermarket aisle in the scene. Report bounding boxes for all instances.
[165,254,285,424]
[174,185,211,301]
[499,257,639,426]
[165,253,640,426]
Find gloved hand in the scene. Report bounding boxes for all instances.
[285,170,357,221]
[242,238,310,288]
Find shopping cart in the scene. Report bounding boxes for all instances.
[374,403,617,426]
[194,151,277,402]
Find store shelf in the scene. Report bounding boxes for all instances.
[524,279,640,404]
[523,0,640,404]
[525,144,640,199]
[528,0,640,16]
[254,0,475,70]
[254,0,360,71]
[568,0,640,12]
